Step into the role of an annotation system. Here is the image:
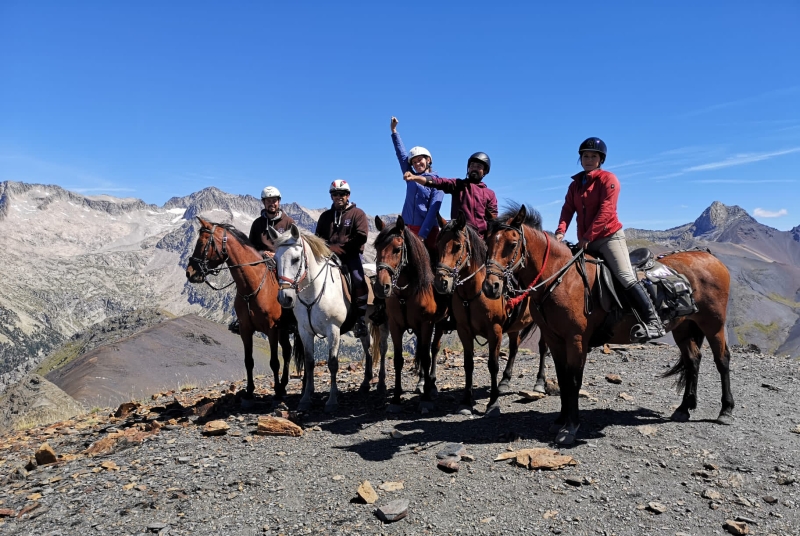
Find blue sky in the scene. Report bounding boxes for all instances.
[1,1,799,238]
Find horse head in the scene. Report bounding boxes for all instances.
[186,217,229,283]
[272,223,305,309]
[373,215,408,298]
[483,204,534,300]
[434,210,470,295]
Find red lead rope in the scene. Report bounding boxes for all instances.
[505,231,551,312]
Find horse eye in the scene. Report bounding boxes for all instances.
[454,243,462,251]
[393,247,401,254]
[291,258,299,265]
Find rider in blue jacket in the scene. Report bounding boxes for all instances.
[391,116,444,253]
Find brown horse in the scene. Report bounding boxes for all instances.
[186,217,301,401]
[483,205,733,445]
[374,215,447,412]
[435,210,549,416]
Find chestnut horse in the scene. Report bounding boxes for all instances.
[434,209,548,416]
[483,205,733,445]
[186,217,301,401]
[374,216,447,412]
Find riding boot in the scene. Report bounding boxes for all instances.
[353,293,369,338]
[369,297,387,326]
[626,281,666,341]
[228,318,240,334]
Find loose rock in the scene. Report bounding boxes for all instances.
[723,519,749,535]
[375,499,409,523]
[436,443,466,459]
[202,420,229,436]
[35,443,58,465]
[256,416,303,437]
[605,373,622,384]
[357,481,378,504]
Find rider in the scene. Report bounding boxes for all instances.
[315,180,370,338]
[404,152,498,237]
[554,137,665,341]
[249,186,296,253]
[230,185,297,334]
[390,117,444,253]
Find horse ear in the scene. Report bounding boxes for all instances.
[396,215,405,231]
[375,216,384,231]
[456,210,467,229]
[266,227,279,240]
[196,216,210,227]
[511,204,528,227]
[290,224,300,240]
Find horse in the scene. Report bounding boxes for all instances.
[374,215,447,412]
[483,205,733,445]
[434,209,548,416]
[185,217,301,402]
[269,224,388,412]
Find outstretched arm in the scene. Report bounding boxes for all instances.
[391,117,411,174]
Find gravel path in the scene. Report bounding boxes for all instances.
[1,345,798,536]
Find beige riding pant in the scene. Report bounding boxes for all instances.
[586,230,638,289]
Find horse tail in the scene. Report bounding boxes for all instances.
[369,322,381,363]
[661,321,705,392]
[292,333,305,375]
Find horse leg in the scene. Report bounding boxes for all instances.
[417,323,435,412]
[555,342,586,446]
[276,329,293,400]
[709,328,734,424]
[239,327,256,399]
[297,330,316,412]
[325,328,341,413]
[387,322,405,412]
[358,323,375,395]
[499,331,519,394]
[458,325,476,414]
[533,337,548,394]
[267,328,281,400]
[668,322,702,422]
[377,324,389,396]
[548,345,569,433]
[428,324,443,399]
[486,324,504,416]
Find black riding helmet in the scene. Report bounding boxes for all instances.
[579,137,607,164]
[467,152,491,175]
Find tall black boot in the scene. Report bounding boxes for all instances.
[369,297,387,325]
[626,281,666,341]
[353,294,369,338]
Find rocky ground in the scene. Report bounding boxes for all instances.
[0,344,798,536]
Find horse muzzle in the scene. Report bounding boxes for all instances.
[433,275,454,295]
[374,282,392,299]
[185,266,204,283]
[482,277,503,300]
[277,289,296,309]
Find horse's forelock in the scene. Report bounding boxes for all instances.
[488,202,543,233]
[440,221,487,267]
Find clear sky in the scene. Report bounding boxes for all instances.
[1,1,798,237]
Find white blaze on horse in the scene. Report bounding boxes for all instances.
[268,224,387,413]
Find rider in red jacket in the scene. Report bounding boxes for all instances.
[555,138,665,341]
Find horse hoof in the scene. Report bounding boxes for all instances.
[716,412,734,425]
[457,406,473,416]
[297,401,312,412]
[419,401,434,413]
[358,383,371,395]
[387,404,403,414]
[498,382,511,394]
[324,403,338,414]
[548,421,565,434]
[670,409,691,422]
[555,424,580,446]
[485,405,501,417]
[429,386,439,399]
[376,384,387,397]
[414,384,424,395]
[533,383,546,394]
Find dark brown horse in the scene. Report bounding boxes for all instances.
[374,215,447,412]
[483,205,733,445]
[186,217,301,401]
[435,210,548,416]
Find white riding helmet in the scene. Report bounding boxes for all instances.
[260,186,281,199]
[329,179,351,193]
[408,146,432,166]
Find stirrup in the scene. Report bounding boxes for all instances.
[228,319,240,334]
[630,322,665,342]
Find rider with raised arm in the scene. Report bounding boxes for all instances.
[249,186,296,254]
[404,152,498,237]
[390,116,444,253]
[555,137,665,341]
[315,180,370,338]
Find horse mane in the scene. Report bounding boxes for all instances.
[487,202,543,234]
[375,224,433,293]
[441,220,487,267]
[272,228,332,260]
[211,223,258,249]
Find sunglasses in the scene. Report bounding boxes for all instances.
[331,192,348,197]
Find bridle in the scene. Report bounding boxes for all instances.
[276,239,309,292]
[485,222,528,296]
[435,228,482,288]
[190,225,235,290]
[376,233,409,291]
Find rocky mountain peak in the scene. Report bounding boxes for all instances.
[164,186,261,221]
[692,201,755,236]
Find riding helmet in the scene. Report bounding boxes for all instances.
[408,146,432,167]
[578,137,607,163]
[329,179,351,194]
[261,186,281,199]
[467,152,491,175]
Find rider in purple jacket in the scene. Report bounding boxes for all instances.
[390,117,444,252]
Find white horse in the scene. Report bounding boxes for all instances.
[270,224,388,412]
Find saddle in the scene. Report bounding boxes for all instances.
[330,254,375,336]
[594,247,699,321]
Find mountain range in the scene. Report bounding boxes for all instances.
[1,181,798,395]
